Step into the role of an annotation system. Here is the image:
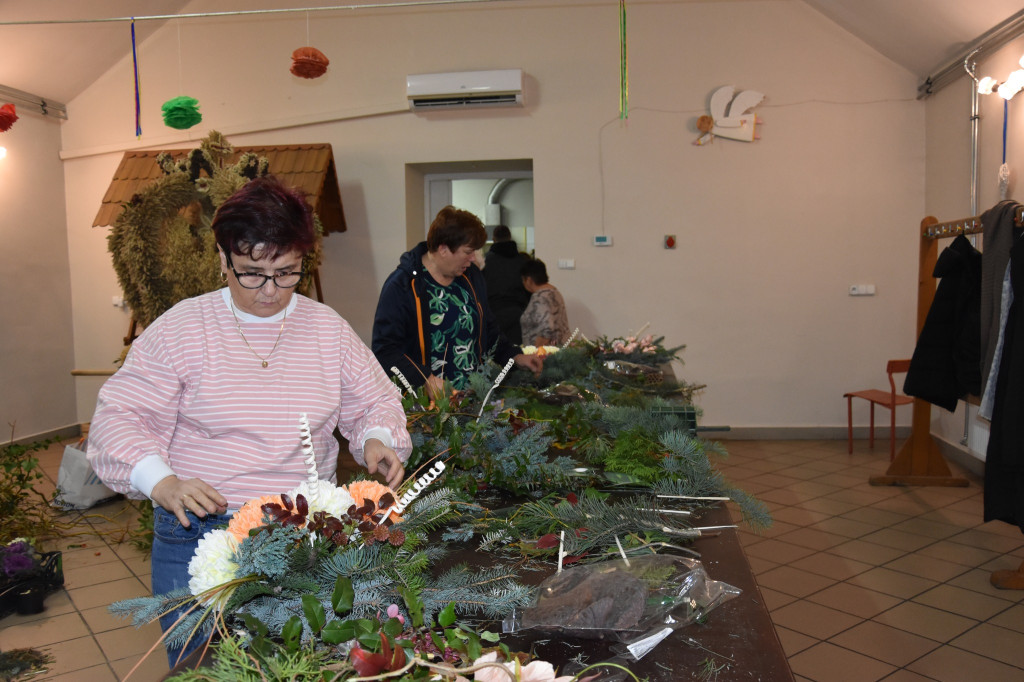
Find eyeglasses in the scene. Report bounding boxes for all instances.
[226,257,304,290]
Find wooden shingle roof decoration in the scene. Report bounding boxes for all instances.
[93,143,347,233]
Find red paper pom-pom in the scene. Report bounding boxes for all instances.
[290,47,329,79]
[0,104,18,132]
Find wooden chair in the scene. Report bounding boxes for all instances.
[844,359,914,461]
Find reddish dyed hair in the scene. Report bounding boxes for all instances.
[427,205,487,253]
[212,175,317,260]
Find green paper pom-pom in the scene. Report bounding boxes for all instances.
[161,96,203,130]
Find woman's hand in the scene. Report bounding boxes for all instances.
[151,476,228,528]
[514,353,544,376]
[364,438,405,489]
[424,374,446,402]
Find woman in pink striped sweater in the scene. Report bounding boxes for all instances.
[87,175,411,664]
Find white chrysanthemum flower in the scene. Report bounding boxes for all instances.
[187,529,240,605]
[288,479,356,519]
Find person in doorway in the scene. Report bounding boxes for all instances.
[520,258,570,347]
[483,225,531,344]
[87,175,411,665]
[372,206,543,398]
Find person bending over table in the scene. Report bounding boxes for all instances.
[520,257,571,347]
[87,175,411,664]
[372,205,542,399]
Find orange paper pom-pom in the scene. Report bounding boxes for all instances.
[290,47,329,79]
[0,104,18,132]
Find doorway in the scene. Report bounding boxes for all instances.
[405,160,534,252]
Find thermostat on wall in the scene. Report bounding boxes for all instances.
[593,235,613,246]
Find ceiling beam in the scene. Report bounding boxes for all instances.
[0,84,68,120]
[919,8,1024,99]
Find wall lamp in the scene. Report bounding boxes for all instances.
[977,55,1024,99]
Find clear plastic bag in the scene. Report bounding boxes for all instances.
[503,553,740,661]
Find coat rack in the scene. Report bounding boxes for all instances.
[871,208,1024,486]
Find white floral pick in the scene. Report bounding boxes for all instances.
[298,413,319,508]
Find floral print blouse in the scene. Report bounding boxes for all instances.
[520,287,570,346]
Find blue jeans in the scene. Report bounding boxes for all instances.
[152,506,233,668]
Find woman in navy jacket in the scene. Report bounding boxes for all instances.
[372,206,542,397]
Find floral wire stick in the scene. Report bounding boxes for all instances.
[390,460,445,516]
[390,366,416,395]
[638,507,692,515]
[557,530,566,574]
[656,494,731,501]
[562,327,580,349]
[477,357,516,420]
[298,413,319,507]
[614,535,631,567]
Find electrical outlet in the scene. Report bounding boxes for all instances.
[848,284,876,296]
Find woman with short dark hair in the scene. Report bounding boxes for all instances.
[88,175,411,664]
[520,258,570,347]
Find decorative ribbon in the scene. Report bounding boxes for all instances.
[619,0,629,120]
[1003,98,1009,165]
[131,19,141,138]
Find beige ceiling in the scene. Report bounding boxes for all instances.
[1,0,1023,107]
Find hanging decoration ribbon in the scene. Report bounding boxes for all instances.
[131,19,142,138]
[619,0,629,120]
[1000,98,1010,199]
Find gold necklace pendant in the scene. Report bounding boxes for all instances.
[230,299,287,368]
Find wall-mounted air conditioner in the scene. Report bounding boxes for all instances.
[407,69,523,110]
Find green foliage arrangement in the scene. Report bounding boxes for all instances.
[0,427,58,544]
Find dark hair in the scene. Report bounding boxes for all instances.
[212,175,317,260]
[427,206,487,253]
[521,258,549,285]
[492,224,512,242]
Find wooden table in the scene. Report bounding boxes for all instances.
[499,503,794,681]
[167,504,791,681]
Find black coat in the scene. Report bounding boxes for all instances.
[483,241,531,344]
[903,234,982,411]
[985,234,1024,531]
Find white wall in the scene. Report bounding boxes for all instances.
[0,108,77,440]
[53,0,925,434]
[924,33,1024,462]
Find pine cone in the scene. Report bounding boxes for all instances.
[373,524,390,542]
[388,529,406,546]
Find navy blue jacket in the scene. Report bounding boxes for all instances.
[372,242,520,388]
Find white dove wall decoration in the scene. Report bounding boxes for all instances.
[694,85,764,145]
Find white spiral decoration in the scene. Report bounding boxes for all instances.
[298,413,319,507]
[389,460,446,517]
[562,327,580,349]
[477,357,516,420]
[390,366,416,395]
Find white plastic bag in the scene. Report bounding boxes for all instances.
[52,440,118,510]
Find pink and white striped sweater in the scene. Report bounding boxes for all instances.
[88,289,411,511]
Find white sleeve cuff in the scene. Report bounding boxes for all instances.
[361,427,394,451]
[130,455,177,499]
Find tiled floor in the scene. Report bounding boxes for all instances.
[2,438,1023,680]
[720,438,1024,682]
